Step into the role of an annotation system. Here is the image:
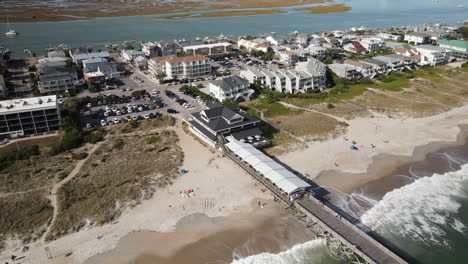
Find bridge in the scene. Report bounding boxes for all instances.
[219,136,409,264]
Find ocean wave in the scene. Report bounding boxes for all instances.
[230,239,330,264]
[361,164,468,247]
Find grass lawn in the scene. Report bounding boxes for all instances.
[370,79,411,91]
[243,100,303,118]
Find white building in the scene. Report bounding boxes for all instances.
[83,58,120,79]
[378,33,403,42]
[328,63,357,80]
[238,39,270,53]
[404,32,432,44]
[0,95,61,139]
[208,75,254,102]
[307,46,326,57]
[149,55,211,80]
[121,50,146,62]
[240,58,327,93]
[266,35,285,46]
[344,60,377,78]
[360,38,386,52]
[278,50,300,65]
[183,43,232,56]
[415,45,452,64]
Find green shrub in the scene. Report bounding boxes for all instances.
[113,139,125,150]
[327,103,335,109]
[146,136,161,144]
[71,152,88,160]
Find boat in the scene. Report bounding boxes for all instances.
[457,4,464,8]
[5,17,17,36]
[195,37,201,41]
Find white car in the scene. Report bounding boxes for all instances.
[87,103,92,108]
[144,114,150,119]
[104,111,110,117]
[138,106,144,112]
[86,123,92,128]
[100,120,107,126]
[116,110,122,115]
[127,107,133,113]
[113,118,119,124]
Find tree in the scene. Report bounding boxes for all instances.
[251,79,263,92]
[87,81,96,93]
[156,72,167,82]
[222,99,238,106]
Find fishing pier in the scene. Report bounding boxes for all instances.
[220,136,409,264]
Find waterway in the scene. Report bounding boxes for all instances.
[0,0,467,58]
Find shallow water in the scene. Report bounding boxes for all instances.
[0,0,466,58]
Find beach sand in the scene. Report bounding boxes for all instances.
[3,101,468,263]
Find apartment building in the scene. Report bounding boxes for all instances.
[373,54,414,72]
[415,45,452,65]
[37,61,78,94]
[0,95,60,139]
[208,75,253,102]
[328,63,357,80]
[278,50,300,65]
[149,55,211,80]
[183,43,232,56]
[240,58,327,93]
[307,46,326,57]
[378,33,403,42]
[404,32,432,44]
[360,38,385,52]
[344,60,377,78]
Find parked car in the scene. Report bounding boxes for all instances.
[167,108,179,114]
[144,114,150,119]
[100,120,107,126]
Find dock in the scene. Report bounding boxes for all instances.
[220,136,409,264]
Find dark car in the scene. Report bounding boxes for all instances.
[167,108,179,114]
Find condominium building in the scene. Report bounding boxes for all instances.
[183,43,232,56]
[415,45,452,65]
[238,39,270,53]
[240,58,327,93]
[0,95,60,139]
[437,40,468,60]
[278,50,300,65]
[37,61,78,94]
[149,55,211,80]
[373,54,415,71]
[208,75,254,102]
[377,33,403,42]
[344,60,377,78]
[359,58,388,74]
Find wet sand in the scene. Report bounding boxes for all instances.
[157,9,288,20]
[85,200,318,264]
[2,0,333,22]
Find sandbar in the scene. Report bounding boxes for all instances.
[296,4,352,14]
[157,9,288,20]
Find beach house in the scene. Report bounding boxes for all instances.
[343,42,366,53]
[208,75,254,102]
[415,45,452,65]
[328,63,357,80]
[344,60,377,79]
[70,47,110,64]
[83,58,120,79]
[359,58,387,74]
[266,35,286,46]
[307,46,326,57]
[141,42,159,57]
[149,55,211,80]
[278,50,300,65]
[373,54,414,72]
[378,33,403,42]
[0,95,60,139]
[238,39,270,53]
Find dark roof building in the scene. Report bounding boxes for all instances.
[188,103,263,149]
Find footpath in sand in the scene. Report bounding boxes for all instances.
[0,125,270,264]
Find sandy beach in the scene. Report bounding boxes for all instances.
[3,101,468,263]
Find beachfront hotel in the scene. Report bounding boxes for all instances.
[0,95,60,139]
[148,55,212,80]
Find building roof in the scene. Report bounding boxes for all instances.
[37,61,76,82]
[82,57,108,64]
[406,32,431,37]
[191,105,260,132]
[360,58,387,66]
[0,95,58,114]
[415,45,449,52]
[437,40,468,52]
[279,50,298,56]
[209,75,249,92]
[150,55,209,63]
[183,42,232,50]
[329,63,357,71]
[344,60,372,69]
[48,50,67,58]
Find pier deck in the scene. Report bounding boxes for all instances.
[295,199,407,264]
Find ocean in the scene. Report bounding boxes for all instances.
[0,0,467,58]
[230,139,468,264]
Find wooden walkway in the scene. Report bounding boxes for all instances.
[296,199,407,264]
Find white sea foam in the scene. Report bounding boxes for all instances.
[230,239,329,264]
[361,164,468,247]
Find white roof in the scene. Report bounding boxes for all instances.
[183,42,232,50]
[225,137,310,195]
[0,95,58,114]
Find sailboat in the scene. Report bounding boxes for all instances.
[5,17,17,36]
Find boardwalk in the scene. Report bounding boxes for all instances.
[296,199,407,264]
